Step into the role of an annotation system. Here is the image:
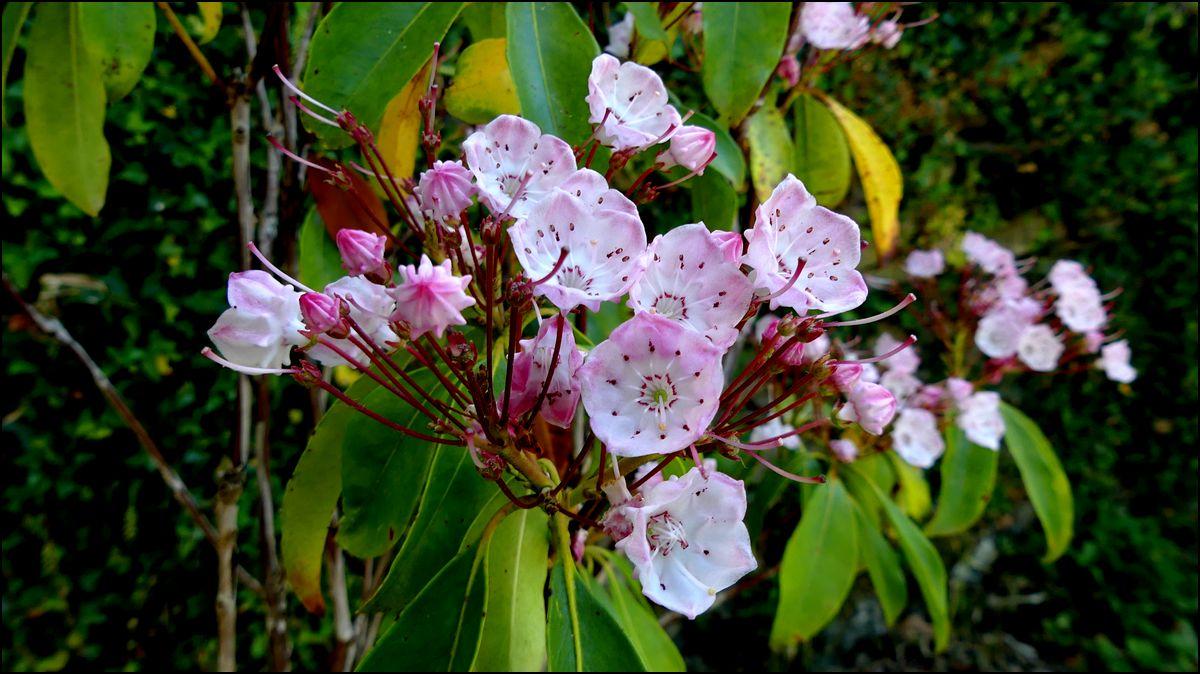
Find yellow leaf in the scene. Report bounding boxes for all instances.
[444,38,520,125]
[332,365,360,389]
[815,93,903,259]
[745,106,793,203]
[189,2,223,45]
[888,453,932,521]
[375,64,428,183]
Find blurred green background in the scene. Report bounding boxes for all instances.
[3,2,1196,671]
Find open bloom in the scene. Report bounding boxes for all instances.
[462,115,576,221]
[586,54,682,151]
[1017,324,1064,372]
[507,315,585,427]
[1100,340,1137,384]
[604,12,635,59]
[509,188,647,312]
[660,125,716,174]
[388,255,475,338]
[800,2,870,50]
[628,223,755,349]
[207,270,305,369]
[961,232,1016,275]
[335,229,387,277]
[415,160,475,224]
[891,407,945,468]
[579,313,725,457]
[1047,260,1095,294]
[975,303,1036,358]
[615,467,757,619]
[742,175,867,313]
[904,249,945,278]
[1055,285,1107,333]
[308,276,397,367]
[956,391,1005,450]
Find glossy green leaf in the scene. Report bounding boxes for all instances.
[1000,402,1073,562]
[2,1,33,123]
[689,170,738,232]
[302,3,464,147]
[852,497,907,627]
[281,370,384,613]
[297,208,344,290]
[357,548,487,671]
[505,2,598,145]
[547,562,647,672]
[771,478,859,649]
[24,3,110,216]
[364,445,507,612]
[850,452,896,528]
[792,93,852,207]
[889,452,932,520]
[460,1,507,40]
[338,369,445,557]
[925,425,999,537]
[627,2,669,65]
[700,2,790,125]
[746,105,793,203]
[79,2,155,101]
[444,38,521,125]
[472,509,550,671]
[689,111,746,187]
[844,465,950,652]
[597,557,685,672]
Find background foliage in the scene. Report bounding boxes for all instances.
[2,2,1196,671]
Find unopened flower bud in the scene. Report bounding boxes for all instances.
[299,292,343,335]
[335,229,387,277]
[661,125,716,174]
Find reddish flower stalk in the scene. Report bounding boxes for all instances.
[521,314,567,427]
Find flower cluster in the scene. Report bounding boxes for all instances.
[203,53,917,618]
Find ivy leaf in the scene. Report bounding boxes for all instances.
[1000,402,1074,562]
[792,93,852,207]
[925,425,999,537]
[700,2,791,126]
[444,38,521,125]
[505,2,598,145]
[24,2,110,216]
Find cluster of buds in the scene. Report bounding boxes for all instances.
[202,52,918,618]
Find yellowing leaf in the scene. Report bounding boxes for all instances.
[816,93,903,259]
[444,38,520,125]
[375,64,428,183]
[745,106,793,203]
[189,2,223,45]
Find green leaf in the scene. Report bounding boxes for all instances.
[889,452,932,520]
[688,111,746,187]
[472,509,550,671]
[363,445,508,612]
[597,557,685,672]
[2,1,33,123]
[689,170,738,232]
[547,562,647,671]
[505,2,598,145]
[23,3,110,215]
[771,478,859,649]
[700,2,791,125]
[792,93,851,207]
[844,465,950,652]
[925,425,999,537]
[626,2,669,65]
[444,38,521,125]
[281,370,383,613]
[188,2,223,45]
[78,2,155,101]
[851,452,896,529]
[746,105,793,203]
[297,207,344,290]
[302,3,464,148]
[338,369,445,557]
[357,548,488,671]
[460,1,507,40]
[1000,402,1073,562]
[851,497,907,627]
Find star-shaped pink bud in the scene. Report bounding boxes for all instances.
[509,188,647,312]
[335,229,387,277]
[615,467,757,619]
[508,315,585,428]
[415,160,476,224]
[388,255,475,338]
[628,223,755,349]
[586,54,682,151]
[742,175,868,313]
[462,114,577,221]
[579,313,725,457]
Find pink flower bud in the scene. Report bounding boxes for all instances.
[335,229,387,277]
[299,292,342,334]
[415,160,476,224]
[662,125,717,174]
[837,381,897,435]
[830,362,863,392]
[776,55,801,88]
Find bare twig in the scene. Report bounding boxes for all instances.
[326,517,357,672]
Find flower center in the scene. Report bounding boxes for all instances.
[647,512,688,556]
[651,292,688,319]
[638,374,677,414]
[555,264,593,292]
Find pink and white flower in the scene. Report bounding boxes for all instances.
[335,229,388,278]
[388,255,475,338]
[872,19,904,49]
[891,407,945,468]
[961,232,1016,275]
[604,13,635,59]
[875,333,920,374]
[586,54,682,151]
[628,223,755,349]
[507,315,586,428]
[509,188,647,312]
[742,175,867,313]
[1099,340,1137,384]
[800,2,871,50]
[415,160,476,224]
[660,125,716,174]
[830,438,858,462]
[462,115,577,221]
[1055,285,1107,333]
[975,303,1036,358]
[904,249,945,278]
[308,276,397,367]
[956,391,1005,450]
[615,467,757,619]
[837,380,897,436]
[1016,324,1064,372]
[579,313,725,457]
[207,270,305,370]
